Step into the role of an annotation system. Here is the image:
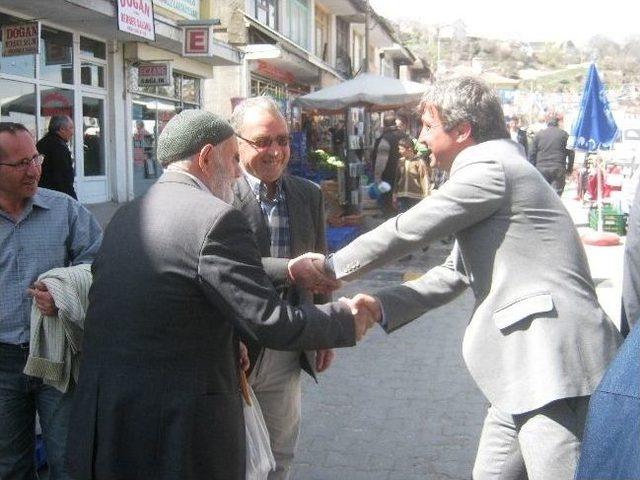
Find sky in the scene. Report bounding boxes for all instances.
[369,0,638,45]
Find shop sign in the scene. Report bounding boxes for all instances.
[137,62,172,87]
[183,26,213,56]
[155,0,199,20]
[1,22,39,57]
[256,60,295,85]
[117,0,155,42]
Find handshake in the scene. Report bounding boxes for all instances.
[288,252,381,341]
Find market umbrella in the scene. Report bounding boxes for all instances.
[294,73,427,113]
[569,63,620,244]
[569,63,618,152]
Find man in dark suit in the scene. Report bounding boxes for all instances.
[37,115,77,199]
[66,110,373,480]
[529,114,575,195]
[372,114,404,216]
[231,97,336,479]
[507,116,528,157]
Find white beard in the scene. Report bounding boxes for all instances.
[211,176,235,204]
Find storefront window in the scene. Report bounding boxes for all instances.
[0,79,36,136]
[131,96,179,197]
[40,87,74,153]
[40,27,73,84]
[80,37,106,60]
[81,62,104,88]
[82,97,105,176]
[182,77,199,104]
[0,14,36,78]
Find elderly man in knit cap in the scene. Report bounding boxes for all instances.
[66,110,374,480]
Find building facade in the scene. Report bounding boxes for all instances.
[0,0,239,203]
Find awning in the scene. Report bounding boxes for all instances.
[294,73,427,113]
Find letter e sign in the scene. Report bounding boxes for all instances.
[184,27,210,55]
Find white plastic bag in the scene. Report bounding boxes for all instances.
[244,379,276,480]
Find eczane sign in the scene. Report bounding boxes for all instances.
[138,62,172,87]
[117,0,155,41]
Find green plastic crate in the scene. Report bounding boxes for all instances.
[589,206,627,235]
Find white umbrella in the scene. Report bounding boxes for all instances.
[294,73,428,113]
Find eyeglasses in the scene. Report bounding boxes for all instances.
[236,132,289,149]
[0,153,45,169]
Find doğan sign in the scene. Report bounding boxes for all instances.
[117,0,155,42]
[1,22,39,57]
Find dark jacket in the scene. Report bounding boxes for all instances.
[575,323,640,479]
[372,126,404,184]
[37,132,77,199]
[67,172,355,480]
[529,126,574,173]
[232,174,328,380]
[511,128,529,157]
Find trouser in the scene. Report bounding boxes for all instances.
[473,397,589,480]
[0,342,73,480]
[248,349,301,480]
[537,166,566,196]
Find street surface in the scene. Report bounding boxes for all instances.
[292,188,625,480]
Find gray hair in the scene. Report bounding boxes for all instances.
[420,77,509,143]
[230,96,286,134]
[48,115,72,134]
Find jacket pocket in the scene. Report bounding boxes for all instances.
[493,292,554,330]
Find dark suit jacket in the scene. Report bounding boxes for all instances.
[529,125,574,173]
[67,172,355,480]
[37,132,77,199]
[512,128,528,156]
[232,174,328,379]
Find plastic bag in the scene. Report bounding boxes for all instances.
[242,373,276,480]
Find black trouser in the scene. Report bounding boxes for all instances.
[537,166,566,196]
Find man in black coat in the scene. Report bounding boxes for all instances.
[37,115,77,199]
[529,115,575,195]
[372,114,404,216]
[66,110,373,480]
[508,116,528,157]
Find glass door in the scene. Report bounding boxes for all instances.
[131,95,178,197]
[76,94,109,203]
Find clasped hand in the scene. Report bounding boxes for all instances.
[287,253,341,294]
[339,294,382,342]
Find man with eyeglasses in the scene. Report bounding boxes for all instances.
[37,115,77,199]
[230,97,338,480]
[321,77,622,479]
[0,122,102,479]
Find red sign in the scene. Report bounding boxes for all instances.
[138,62,172,86]
[256,61,295,85]
[41,91,72,117]
[183,26,212,56]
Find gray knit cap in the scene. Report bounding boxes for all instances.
[156,109,235,166]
